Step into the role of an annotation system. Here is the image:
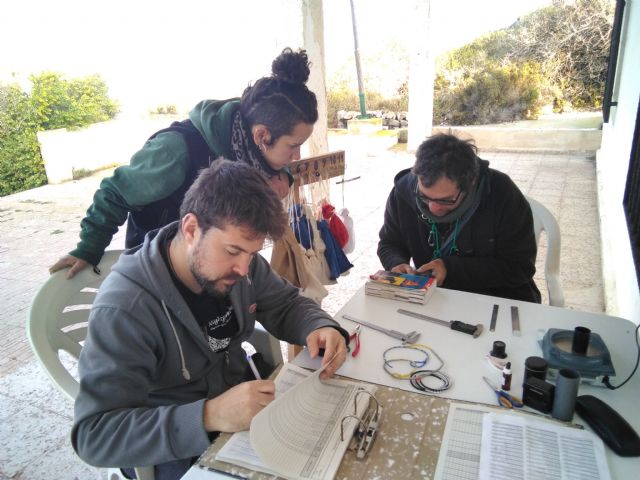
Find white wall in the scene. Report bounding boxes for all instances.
[433,126,601,152]
[596,0,640,322]
[37,116,177,184]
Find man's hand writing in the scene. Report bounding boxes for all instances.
[306,327,347,380]
[203,380,275,432]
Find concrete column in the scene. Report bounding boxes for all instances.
[408,0,434,152]
[302,0,329,155]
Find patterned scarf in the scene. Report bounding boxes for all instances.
[229,111,281,177]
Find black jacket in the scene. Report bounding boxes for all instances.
[125,120,211,248]
[377,160,541,303]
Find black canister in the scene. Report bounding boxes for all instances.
[524,356,548,382]
[571,326,591,355]
[490,340,507,359]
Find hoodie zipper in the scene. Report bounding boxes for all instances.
[222,350,234,386]
[161,299,191,381]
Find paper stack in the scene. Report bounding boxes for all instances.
[365,270,437,304]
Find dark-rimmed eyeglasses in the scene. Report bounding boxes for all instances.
[416,189,463,206]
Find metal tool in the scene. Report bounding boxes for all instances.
[397,309,483,338]
[511,306,521,336]
[342,314,420,343]
[490,304,499,332]
[483,376,523,409]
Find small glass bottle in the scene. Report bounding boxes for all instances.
[502,362,512,391]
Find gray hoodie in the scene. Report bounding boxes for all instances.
[72,222,344,468]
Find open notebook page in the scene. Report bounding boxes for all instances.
[213,362,375,480]
[250,361,375,480]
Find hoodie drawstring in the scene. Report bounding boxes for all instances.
[161,299,191,381]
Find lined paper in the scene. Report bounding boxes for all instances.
[213,363,375,480]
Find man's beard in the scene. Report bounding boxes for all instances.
[189,244,241,298]
[192,269,240,298]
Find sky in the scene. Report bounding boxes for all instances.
[1,0,552,115]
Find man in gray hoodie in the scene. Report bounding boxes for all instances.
[72,160,349,479]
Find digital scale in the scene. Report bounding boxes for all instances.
[540,328,615,386]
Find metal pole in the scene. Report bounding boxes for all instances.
[349,0,368,118]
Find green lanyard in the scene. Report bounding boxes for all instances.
[428,219,460,260]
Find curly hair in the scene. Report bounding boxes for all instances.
[239,47,318,144]
[179,159,287,240]
[412,134,480,192]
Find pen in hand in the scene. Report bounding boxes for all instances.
[247,354,262,380]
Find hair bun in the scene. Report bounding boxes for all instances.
[271,47,311,85]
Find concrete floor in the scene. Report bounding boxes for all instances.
[0,134,603,479]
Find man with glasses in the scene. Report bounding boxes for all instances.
[377,134,541,303]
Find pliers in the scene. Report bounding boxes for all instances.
[482,376,523,409]
[348,325,361,357]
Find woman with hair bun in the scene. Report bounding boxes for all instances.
[50,47,318,278]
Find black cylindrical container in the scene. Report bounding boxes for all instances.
[524,356,548,382]
[490,340,507,359]
[571,326,591,355]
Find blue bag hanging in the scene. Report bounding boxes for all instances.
[317,219,353,279]
[290,204,313,250]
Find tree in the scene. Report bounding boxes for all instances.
[30,72,119,130]
[433,0,614,124]
[0,73,119,196]
[0,84,46,196]
[506,0,615,109]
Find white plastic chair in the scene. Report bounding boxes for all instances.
[27,250,154,480]
[27,249,283,480]
[526,196,565,307]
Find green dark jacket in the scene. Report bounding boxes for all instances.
[71,99,240,266]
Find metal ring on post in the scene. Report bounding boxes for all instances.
[340,415,367,442]
[353,388,380,415]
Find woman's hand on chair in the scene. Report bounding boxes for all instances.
[49,255,90,279]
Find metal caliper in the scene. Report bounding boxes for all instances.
[342,314,420,344]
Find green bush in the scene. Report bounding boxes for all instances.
[434,62,543,125]
[0,72,118,196]
[30,72,118,130]
[505,0,614,112]
[327,0,612,126]
[327,84,360,127]
[0,84,46,196]
[327,82,408,128]
[154,104,178,115]
[0,130,47,196]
